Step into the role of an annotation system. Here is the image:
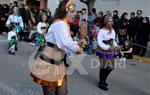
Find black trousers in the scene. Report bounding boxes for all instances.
[135,42,148,56]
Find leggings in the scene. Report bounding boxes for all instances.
[42,79,67,95]
[99,58,114,70]
[99,58,114,83]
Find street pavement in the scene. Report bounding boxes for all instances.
[0,36,150,95]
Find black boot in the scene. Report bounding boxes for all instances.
[11,52,15,55]
[103,69,113,86]
[98,69,108,91]
[102,69,109,86]
[98,81,108,91]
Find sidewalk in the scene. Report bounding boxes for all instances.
[0,34,7,40]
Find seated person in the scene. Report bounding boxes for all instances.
[117,25,128,45]
[119,41,133,59]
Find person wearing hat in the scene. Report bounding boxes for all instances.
[96,15,120,90]
[31,0,83,95]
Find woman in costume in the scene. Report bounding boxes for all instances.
[6,6,24,35]
[31,0,83,95]
[96,15,120,90]
[6,6,23,50]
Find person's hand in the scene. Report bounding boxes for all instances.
[120,52,124,56]
[115,46,121,52]
[119,45,123,50]
[40,43,45,47]
[76,47,83,54]
[78,39,87,48]
[77,39,82,46]
[80,39,87,48]
[109,46,115,52]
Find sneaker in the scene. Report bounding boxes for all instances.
[8,51,11,54]
[98,81,108,86]
[11,52,15,55]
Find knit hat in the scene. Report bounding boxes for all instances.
[104,15,111,23]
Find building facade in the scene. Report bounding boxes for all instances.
[47,0,87,15]
[94,0,150,17]
[47,0,150,17]
[0,0,149,17]
[0,0,26,4]
[0,0,12,4]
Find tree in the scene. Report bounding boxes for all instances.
[80,0,96,13]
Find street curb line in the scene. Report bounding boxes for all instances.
[133,55,150,63]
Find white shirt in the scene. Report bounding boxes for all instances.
[6,15,24,28]
[8,31,17,40]
[97,28,118,50]
[45,21,79,56]
[37,22,49,34]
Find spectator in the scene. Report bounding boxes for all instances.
[135,17,150,56]
[46,10,52,24]
[6,6,24,41]
[79,8,87,25]
[96,11,104,28]
[134,10,143,40]
[117,25,128,46]
[120,41,133,59]
[13,1,18,7]
[119,12,129,30]
[128,12,136,41]
[112,10,120,35]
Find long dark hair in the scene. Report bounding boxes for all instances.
[49,0,69,25]
[121,12,128,20]
[143,17,150,24]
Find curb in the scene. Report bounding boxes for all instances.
[133,55,150,63]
